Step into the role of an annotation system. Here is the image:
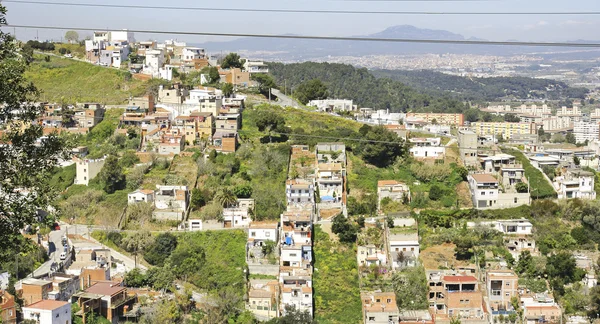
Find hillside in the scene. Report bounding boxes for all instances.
[25,55,150,104]
[268,62,466,113]
[372,69,589,102]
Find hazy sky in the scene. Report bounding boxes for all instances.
[3,0,600,44]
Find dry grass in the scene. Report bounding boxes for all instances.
[420,242,472,270]
[456,182,474,208]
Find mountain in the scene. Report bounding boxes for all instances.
[198,25,536,58]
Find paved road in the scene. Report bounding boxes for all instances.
[33,227,68,277]
[270,88,303,109]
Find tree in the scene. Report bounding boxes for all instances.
[124,268,147,287]
[58,47,67,55]
[429,184,443,201]
[573,156,580,166]
[0,5,66,250]
[144,232,178,266]
[233,183,253,198]
[331,213,358,243]
[65,30,79,43]
[294,79,328,105]
[96,155,125,194]
[121,230,154,254]
[392,266,429,310]
[251,73,277,97]
[566,132,576,144]
[190,188,207,210]
[267,305,314,324]
[515,182,529,193]
[222,82,234,97]
[221,52,243,69]
[119,150,140,168]
[358,126,409,167]
[504,114,520,122]
[214,188,237,208]
[205,66,220,84]
[538,126,545,137]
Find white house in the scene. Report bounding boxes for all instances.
[468,174,499,209]
[243,60,269,74]
[409,138,445,159]
[74,156,106,186]
[22,299,71,324]
[223,207,251,228]
[554,169,596,200]
[127,189,154,204]
[467,219,533,235]
[279,271,312,316]
[388,231,419,269]
[153,185,189,221]
[280,245,304,268]
[182,47,205,61]
[248,221,279,246]
[357,244,387,267]
[307,99,356,112]
[144,49,165,76]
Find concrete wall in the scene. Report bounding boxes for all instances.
[248,264,279,276]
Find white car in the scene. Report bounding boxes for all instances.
[64,54,72,58]
[59,252,67,260]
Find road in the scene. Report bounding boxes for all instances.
[270,88,303,109]
[33,227,68,277]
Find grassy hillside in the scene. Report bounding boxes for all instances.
[25,55,148,104]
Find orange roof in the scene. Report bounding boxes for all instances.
[443,275,478,283]
[301,287,312,293]
[378,180,400,187]
[24,299,69,311]
[250,221,278,229]
[139,189,154,195]
[470,174,498,183]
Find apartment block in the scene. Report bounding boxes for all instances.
[573,121,599,144]
[486,270,519,315]
[406,113,464,126]
[458,129,478,167]
[470,122,535,140]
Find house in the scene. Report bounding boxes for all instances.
[398,310,434,324]
[286,179,315,205]
[189,111,214,139]
[247,279,280,320]
[144,49,165,76]
[243,60,269,74]
[0,290,16,324]
[430,275,488,324]
[127,189,154,204]
[20,278,53,306]
[48,273,80,302]
[377,180,410,211]
[157,84,188,104]
[409,138,445,159]
[225,68,251,87]
[79,266,111,290]
[388,230,419,269]
[248,221,279,246]
[172,115,198,144]
[215,114,241,131]
[280,245,310,268]
[505,236,537,259]
[384,124,409,139]
[361,291,400,324]
[528,155,560,169]
[279,270,312,316]
[73,156,106,186]
[554,169,596,200]
[479,154,517,174]
[315,142,346,164]
[72,282,136,324]
[308,99,356,112]
[316,163,345,204]
[499,165,527,190]
[153,185,189,221]
[280,209,313,247]
[521,293,562,324]
[157,131,185,155]
[182,47,205,61]
[467,219,533,235]
[223,206,252,228]
[468,174,499,209]
[357,244,387,268]
[486,270,519,316]
[22,300,71,324]
[213,130,238,153]
[458,129,478,167]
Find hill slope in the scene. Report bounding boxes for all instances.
[372,69,589,101]
[25,55,150,104]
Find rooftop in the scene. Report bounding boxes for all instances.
[23,299,69,311]
[377,180,401,187]
[470,174,498,184]
[85,282,126,296]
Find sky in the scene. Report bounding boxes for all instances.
[2,0,600,44]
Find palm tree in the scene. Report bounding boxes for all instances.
[214,188,237,208]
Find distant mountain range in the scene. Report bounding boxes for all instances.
[198,25,600,58]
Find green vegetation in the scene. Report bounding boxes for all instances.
[49,164,76,192]
[372,69,589,102]
[25,55,148,104]
[313,226,361,324]
[294,79,328,104]
[268,62,467,113]
[502,148,556,199]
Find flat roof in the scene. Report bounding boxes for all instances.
[470,174,498,183]
[85,282,126,296]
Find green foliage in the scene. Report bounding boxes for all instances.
[190,188,207,210]
[208,67,220,84]
[49,164,76,192]
[119,150,140,168]
[313,226,362,323]
[372,69,589,102]
[233,183,253,198]
[429,184,444,201]
[96,155,126,194]
[355,126,408,167]
[266,305,315,324]
[294,79,328,104]
[392,266,429,310]
[502,148,556,199]
[516,182,529,193]
[251,74,277,97]
[347,195,377,216]
[221,52,243,69]
[222,82,234,97]
[331,214,358,243]
[144,232,178,266]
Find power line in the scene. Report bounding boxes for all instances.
[4,0,597,15]
[8,25,600,48]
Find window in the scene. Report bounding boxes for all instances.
[514,198,518,203]
[251,232,256,237]
[481,191,486,196]
[265,232,270,237]
[387,298,392,303]
[506,282,510,286]
[505,292,510,296]
[290,253,297,257]
[368,317,375,322]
